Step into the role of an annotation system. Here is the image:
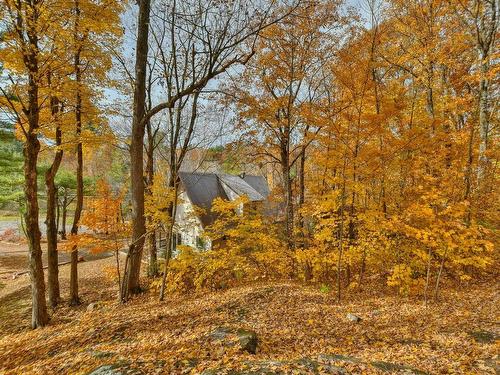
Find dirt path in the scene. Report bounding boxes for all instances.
[0,256,119,335]
[0,241,114,300]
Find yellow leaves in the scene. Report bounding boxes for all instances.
[61,179,128,254]
[387,264,413,296]
[144,171,176,231]
[165,195,288,293]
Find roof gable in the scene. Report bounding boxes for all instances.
[241,174,270,198]
[217,174,265,201]
[178,172,228,227]
[178,172,269,227]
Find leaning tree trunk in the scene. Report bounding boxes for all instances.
[124,0,151,300]
[70,137,83,307]
[45,123,63,308]
[22,5,49,328]
[70,4,83,305]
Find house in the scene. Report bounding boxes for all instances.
[165,172,270,251]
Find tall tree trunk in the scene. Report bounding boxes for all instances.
[45,75,63,308]
[148,227,157,276]
[159,176,177,301]
[298,147,306,237]
[45,120,63,308]
[464,122,474,226]
[124,0,151,299]
[145,122,158,277]
[281,139,294,250]
[433,247,448,301]
[475,0,497,180]
[56,188,60,234]
[21,1,49,328]
[477,50,491,180]
[61,192,67,240]
[70,0,83,306]
[424,246,432,306]
[25,133,48,328]
[336,155,348,304]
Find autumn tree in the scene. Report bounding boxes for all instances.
[123,0,301,300]
[64,179,129,297]
[66,0,124,305]
[289,0,497,302]
[232,1,341,250]
[44,71,65,308]
[0,0,59,327]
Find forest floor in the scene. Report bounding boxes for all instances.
[0,255,498,375]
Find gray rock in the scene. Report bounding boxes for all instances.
[209,326,232,340]
[87,302,98,312]
[318,353,362,364]
[202,358,347,375]
[237,328,258,354]
[86,362,144,375]
[297,358,347,374]
[87,365,122,375]
[319,364,347,374]
[371,361,427,374]
[346,313,362,322]
[468,330,498,344]
[296,358,319,372]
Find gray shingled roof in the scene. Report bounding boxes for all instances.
[242,174,270,198]
[178,172,269,227]
[218,174,265,201]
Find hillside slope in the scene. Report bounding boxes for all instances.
[0,258,498,374]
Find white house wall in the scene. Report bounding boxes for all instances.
[175,191,211,250]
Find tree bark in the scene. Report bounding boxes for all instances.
[20,0,49,328]
[464,121,474,226]
[336,155,348,304]
[159,176,177,301]
[145,121,158,277]
[124,0,151,299]
[475,0,497,180]
[70,0,83,306]
[433,247,448,301]
[45,122,63,308]
[56,188,60,234]
[61,192,67,240]
[298,147,306,236]
[477,50,491,180]
[281,136,294,250]
[24,133,48,328]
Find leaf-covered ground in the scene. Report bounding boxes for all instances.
[0,256,498,374]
